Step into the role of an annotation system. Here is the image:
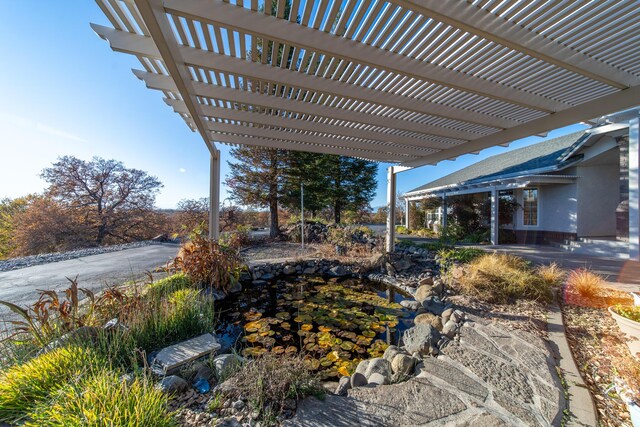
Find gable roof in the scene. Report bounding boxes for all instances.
[406,130,587,195]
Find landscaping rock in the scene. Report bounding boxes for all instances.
[302,267,316,275]
[231,399,245,411]
[414,312,443,331]
[363,358,391,383]
[442,319,460,338]
[382,345,402,363]
[156,375,189,394]
[350,372,368,388]
[391,354,415,376]
[402,324,441,356]
[328,265,350,277]
[432,279,444,295]
[441,307,454,324]
[414,285,436,303]
[194,363,215,383]
[228,281,242,294]
[400,299,420,311]
[283,265,296,275]
[335,376,352,396]
[418,277,433,287]
[261,273,275,280]
[367,372,388,386]
[213,353,243,377]
[153,334,221,374]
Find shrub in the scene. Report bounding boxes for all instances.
[613,305,640,323]
[175,235,245,292]
[0,345,99,423]
[536,263,565,288]
[219,225,251,250]
[566,268,604,299]
[453,253,553,303]
[224,354,324,425]
[395,225,409,235]
[25,369,175,427]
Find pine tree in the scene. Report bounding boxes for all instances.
[225,147,287,237]
[325,156,377,224]
[280,152,329,217]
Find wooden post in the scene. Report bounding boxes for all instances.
[385,167,397,253]
[209,150,220,240]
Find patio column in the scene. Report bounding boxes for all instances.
[386,167,396,253]
[490,188,499,245]
[209,149,221,241]
[441,194,447,231]
[630,117,640,260]
[405,198,410,230]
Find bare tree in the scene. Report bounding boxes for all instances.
[41,156,163,245]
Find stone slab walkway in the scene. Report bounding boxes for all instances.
[286,318,566,426]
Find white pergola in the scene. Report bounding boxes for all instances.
[92,0,640,252]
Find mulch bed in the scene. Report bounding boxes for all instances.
[561,285,635,427]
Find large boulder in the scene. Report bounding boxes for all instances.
[402,324,441,356]
[382,345,402,363]
[213,354,244,377]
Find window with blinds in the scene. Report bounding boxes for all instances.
[523,188,538,226]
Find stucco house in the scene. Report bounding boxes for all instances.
[402,121,633,258]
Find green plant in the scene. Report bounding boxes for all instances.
[0,345,99,423]
[25,368,175,427]
[207,392,224,412]
[567,268,604,299]
[436,247,485,271]
[613,305,640,323]
[145,273,192,299]
[220,225,251,249]
[125,288,216,353]
[175,234,245,292]
[223,354,324,425]
[395,225,409,235]
[452,252,553,303]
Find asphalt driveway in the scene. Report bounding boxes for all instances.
[0,243,179,317]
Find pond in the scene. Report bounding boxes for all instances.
[215,276,416,379]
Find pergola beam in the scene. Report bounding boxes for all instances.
[392,0,639,90]
[133,69,478,141]
[163,0,569,113]
[132,0,215,156]
[91,24,516,129]
[165,98,456,150]
[206,121,430,157]
[402,85,640,167]
[210,133,407,162]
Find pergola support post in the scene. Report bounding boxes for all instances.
[209,150,220,241]
[629,117,640,261]
[490,188,499,245]
[386,167,397,253]
[441,194,448,235]
[405,198,410,230]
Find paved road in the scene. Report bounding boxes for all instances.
[0,243,179,316]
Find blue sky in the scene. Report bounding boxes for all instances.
[0,1,587,209]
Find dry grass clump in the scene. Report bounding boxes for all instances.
[454,253,553,303]
[535,263,565,287]
[175,234,245,292]
[567,268,604,299]
[222,354,324,425]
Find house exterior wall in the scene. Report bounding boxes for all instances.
[576,161,620,237]
[512,184,578,244]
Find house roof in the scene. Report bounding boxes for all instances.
[405,130,587,195]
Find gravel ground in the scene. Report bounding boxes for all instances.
[0,241,161,272]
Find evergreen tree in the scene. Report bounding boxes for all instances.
[280,152,329,216]
[325,156,377,224]
[225,147,287,237]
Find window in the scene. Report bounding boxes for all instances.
[523,188,538,226]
